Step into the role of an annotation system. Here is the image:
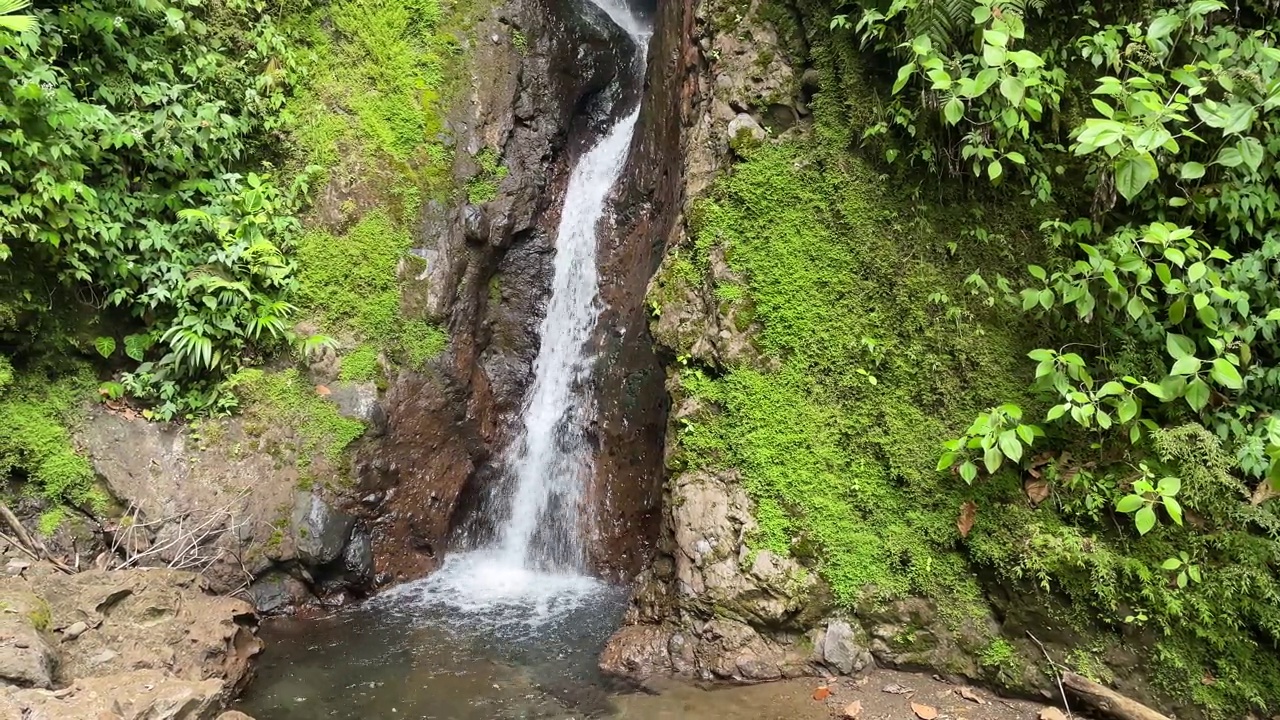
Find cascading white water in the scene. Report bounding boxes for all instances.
[386,0,649,626]
[495,107,641,572]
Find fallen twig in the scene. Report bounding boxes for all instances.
[1027,631,1073,719]
[0,503,74,574]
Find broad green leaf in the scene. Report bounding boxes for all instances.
[1171,356,1201,376]
[1158,476,1182,495]
[1185,378,1211,411]
[999,76,1025,106]
[1126,295,1145,320]
[1148,14,1181,41]
[1075,119,1125,152]
[998,429,1023,463]
[94,336,116,359]
[983,446,1004,475]
[959,461,978,484]
[1118,397,1139,423]
[1218,146,1244,167]
[1164,496,1184,525]
[1238,137,1264,171]
[1016,424,1035,445]
[1135,505,1158,535]
[1166,333,1195,360]
[1161,558,1182,570]
[937,452,958,471]
[892,63,916,94]
[1211,357,1243,389]
[944,97,964,125]
[989,159,1003,181]
[1180,162,1206,179]
[1046,404,1068,421]
[971,68,999,97]
[1187,262,1206,282]
[1116,495,1145,513]
[1115,152,1159,201]
[984,44,1007,67]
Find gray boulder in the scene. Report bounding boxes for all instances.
[291,492,355,566]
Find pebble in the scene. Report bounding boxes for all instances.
[63,621,89,641]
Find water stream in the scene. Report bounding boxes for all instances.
[239,2,658,716]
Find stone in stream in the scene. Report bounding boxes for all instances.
[343,528,374,580]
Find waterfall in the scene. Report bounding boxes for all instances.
[387,0,649,625]
[495,108,642,572]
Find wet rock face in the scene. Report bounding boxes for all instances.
[586,0,691,580]
[599,0,868,688]
[0,564,261,717]
[361,0,651,581]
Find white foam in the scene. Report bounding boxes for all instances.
[381,552,610,630]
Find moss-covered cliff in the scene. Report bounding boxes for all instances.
[606,1,1280,717]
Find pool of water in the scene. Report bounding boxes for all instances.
[238,552,635,719]
[236,549,848,720]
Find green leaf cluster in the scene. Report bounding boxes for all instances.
[0,0,315,416]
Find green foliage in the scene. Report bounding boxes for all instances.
[0,363,103,510]
[338,344,380,382]
[0,0,35,33]
[294,212,446,368]
[282,0,464,206]
[845,0,1280,708]
[229,368,365,462]
[665,120,1035,613]
[466,147,508,204]
[0,0,320,416]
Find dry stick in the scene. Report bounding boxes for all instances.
[0,503,73,574]
[1060,672,1172,720]
[1026,631,1074,719]
[0,530,42,562]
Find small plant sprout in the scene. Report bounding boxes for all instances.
[1162,552,1203,589]
[1115,467,1183,535]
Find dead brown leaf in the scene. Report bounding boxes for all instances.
[315,384,331,396]
[842,700,862,718]
[911,702,939,720]
[957,500,977,538]
[812,686,831,701]
[1024,477,1051,506]
[882,683,913,695]
[1039,708,1068,720]
[957,687,984,704]
[1251,480,1280,506]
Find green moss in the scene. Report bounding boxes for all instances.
[295,211,447,367]
[26,599,50,632]
[230,368,366,462]
[401,319,448,368]
[670,136,1037,617]
[338,345,381,383]
[466,147,508,204]
[0,364,104,513]
[284,0,474,206]
[36,508,65,537]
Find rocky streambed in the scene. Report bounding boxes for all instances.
[0,560,259,718]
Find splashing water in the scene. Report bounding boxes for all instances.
[390,0,648,625]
